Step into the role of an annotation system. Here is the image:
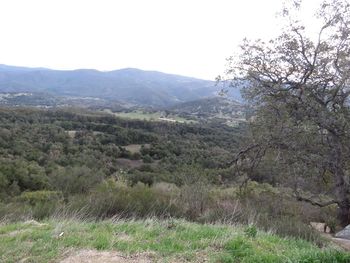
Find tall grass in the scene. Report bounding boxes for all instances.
[0,180,335,246]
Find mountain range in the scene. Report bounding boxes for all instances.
[0,65,241,107]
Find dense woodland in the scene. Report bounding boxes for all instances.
[0,107,243,197]
[0,107,338,245]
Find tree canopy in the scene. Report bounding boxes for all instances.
[226,0,350,226]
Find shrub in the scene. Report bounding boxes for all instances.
[265,217,324,246]
[142,154,153,163]
[17,190,63,205]
[0,202,32,221]
[70,179,180,219]
[128,171,154,186]
[49,166,105,196]
[130,152,141,160]
[16,190,63,220]
[179,182,211,220]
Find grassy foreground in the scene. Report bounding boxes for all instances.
[0,218,349,263]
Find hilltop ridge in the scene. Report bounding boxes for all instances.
[0,64,241,107]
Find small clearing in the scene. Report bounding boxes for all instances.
[123,144,150,154]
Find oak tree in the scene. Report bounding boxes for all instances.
[226,0,350,226]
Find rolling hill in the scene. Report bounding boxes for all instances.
[0,65,241,107]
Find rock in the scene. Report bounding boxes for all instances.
[335,225,350,239]
[310,222,331,233]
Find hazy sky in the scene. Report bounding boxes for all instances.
[0,0,323,80]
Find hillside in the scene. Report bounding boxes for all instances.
[2,107,350,262]
[0,92,130,110]
[168,97,247,125]
[1,218,349,263]
[169,97,243,115]
[0,65,241,107]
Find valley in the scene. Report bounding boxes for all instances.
[2,0,350,261]
[0,63,348,262]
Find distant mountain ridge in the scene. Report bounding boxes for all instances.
[0,64,241,107]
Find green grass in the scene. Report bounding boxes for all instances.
[0,219,349,262]
[110,110,161,120]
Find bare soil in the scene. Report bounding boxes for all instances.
[60,250,154,263]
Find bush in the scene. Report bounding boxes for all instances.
[49,166,105,196]
[258,216,324,246]
[142,154,153,163]
[17,190,63,205]
[128,171,154,186]
[179,182,211,220]
[130,152,141,160]
[0,202,32,221]
[69,179,180,219]
[16,190,63,220]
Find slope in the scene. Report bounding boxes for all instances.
[0,65,241,107]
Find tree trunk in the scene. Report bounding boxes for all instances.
[333,140,350,227]
[335,171,350,227]
[338,202,350,227]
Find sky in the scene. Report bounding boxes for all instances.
[0,0,323,80]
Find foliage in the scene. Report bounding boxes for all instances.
[0,107,340,244]
[225,0,350,226]
[0,107,243,201]
[244,225,257,238]
[17,190,62,205]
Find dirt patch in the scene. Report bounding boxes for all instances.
[60,249,154,263]
[123,144,142,154]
